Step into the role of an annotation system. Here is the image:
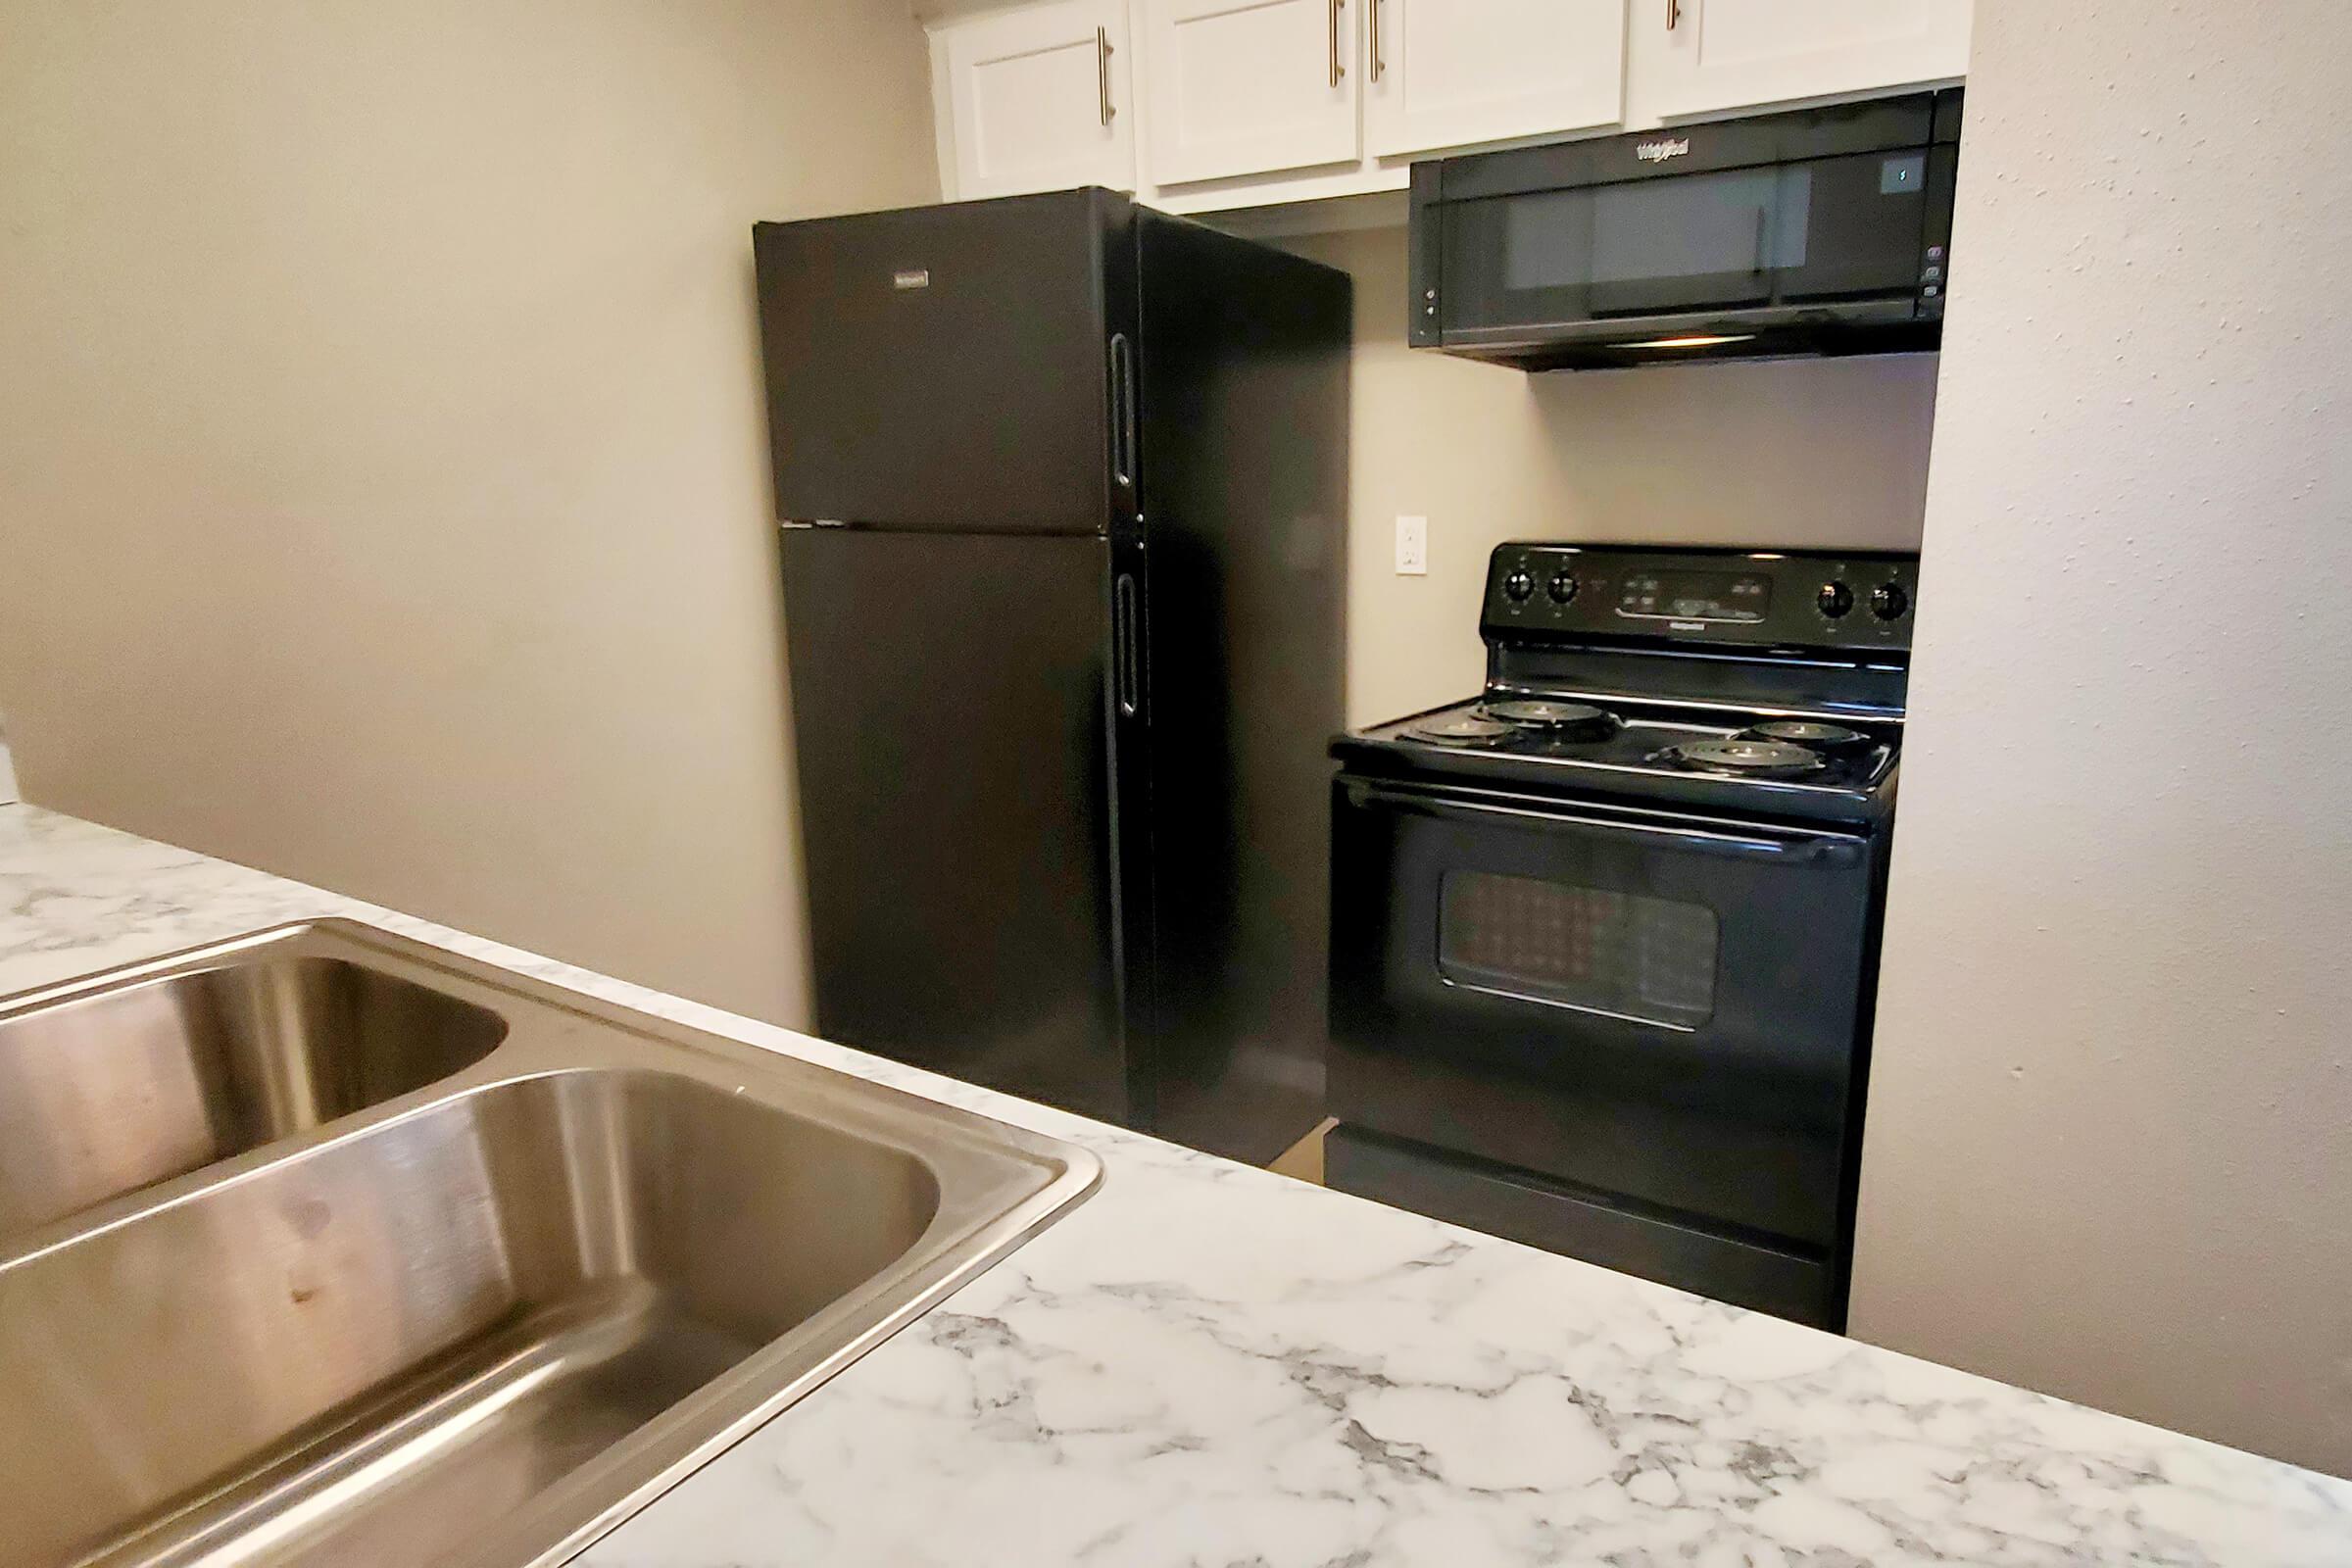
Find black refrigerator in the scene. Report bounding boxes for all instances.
[753,189,1349,1165]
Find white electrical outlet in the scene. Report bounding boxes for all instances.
[1395,514,1429,576]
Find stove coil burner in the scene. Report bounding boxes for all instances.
[1476,699,1621,741]
[1664,738,1829,778]
[1740,720,1871,754]
[1404,714,1514,747]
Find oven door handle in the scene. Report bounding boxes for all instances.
[1342,778,1870,866]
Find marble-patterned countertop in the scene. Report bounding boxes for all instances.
[3,803,2346,1567]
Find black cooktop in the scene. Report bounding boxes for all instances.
[1337,692,1900,825]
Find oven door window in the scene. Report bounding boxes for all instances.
[1440,150,1930,329]
[1438,869,1719,1031]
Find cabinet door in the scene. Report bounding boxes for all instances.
[1364,0,1624,159]
[1631,0,1972,121]
[938,0,1135,199]
[1142,0,1360,186]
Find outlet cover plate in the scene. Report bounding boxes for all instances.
[1395,514,1428,575]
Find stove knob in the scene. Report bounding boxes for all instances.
[1817,581,1854,618]
[1870,583,1910,620]
[1545,570,1579,605]
[1503,567,1536,604]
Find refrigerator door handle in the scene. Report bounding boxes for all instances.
[1108,333,1136,490]
[1113,573,1143,717]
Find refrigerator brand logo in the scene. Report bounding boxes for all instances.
[1636,137,1691,163]
[891,269,931,290]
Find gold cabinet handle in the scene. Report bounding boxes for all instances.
[1667,0,1682,31]
[1370,0,1385,82]
[1330,0,1347,87]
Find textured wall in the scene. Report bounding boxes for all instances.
[0,1,940,1025]
[1275,225,1938,729]
[1850,0,2352,1476]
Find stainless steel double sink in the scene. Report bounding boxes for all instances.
[0,921,1100,1566]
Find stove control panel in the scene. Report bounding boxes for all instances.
[1482,544,1918,654]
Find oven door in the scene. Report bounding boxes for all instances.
[1328,774,1876,1250]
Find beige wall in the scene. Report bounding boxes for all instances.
[1851,1,2352,1476]
[1274,225,1939,728]
[0,0,940,1024]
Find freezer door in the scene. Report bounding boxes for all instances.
[780,527,1132,1123]
[754,191,1122,535]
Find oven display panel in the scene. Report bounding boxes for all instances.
[1616,570,1772,623]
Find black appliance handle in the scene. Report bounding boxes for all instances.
[1108,332,1137,489]
[1341,777,1869,867]
[1113,573,1143,717]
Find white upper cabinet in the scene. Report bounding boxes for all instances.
[1364,0,1626,160]
[929,0,1974,213]
[1628,0,1972,121]
[1142,0,1360,187]
[936,0,1135,199]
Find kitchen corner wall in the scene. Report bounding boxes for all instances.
[1851,1,2352,1476]
[1270,226,1939,729]
[0,0,940,1026]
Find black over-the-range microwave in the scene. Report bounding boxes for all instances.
[1409,89,1961,369]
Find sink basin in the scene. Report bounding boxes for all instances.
[0,954,507,1243]
[0,922,1098,1567]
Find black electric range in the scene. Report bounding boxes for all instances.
[1325,542,1916,1329]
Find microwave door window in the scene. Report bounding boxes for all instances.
[1579,169,1794,316]
[1454,169,1786,326]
